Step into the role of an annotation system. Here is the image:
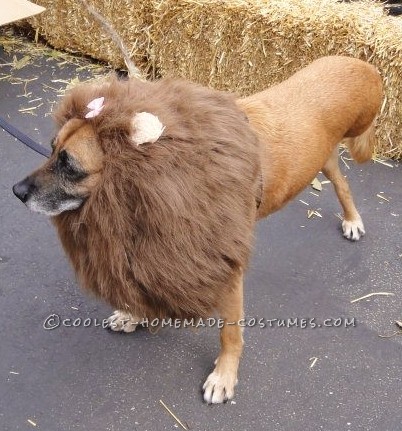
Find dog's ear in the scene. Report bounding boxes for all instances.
[131,112,165,146]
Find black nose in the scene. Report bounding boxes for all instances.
[12,178,36,203]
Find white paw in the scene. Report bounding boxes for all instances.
[203,370,238,404]
[342,217,365,241]
[106,310,140,333]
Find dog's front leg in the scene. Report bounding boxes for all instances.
[106,310,142,333]
[203,270,244,404]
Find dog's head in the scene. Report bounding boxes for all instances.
[12,119,104,216]
[12,79,165,217]
[12,76,261,319]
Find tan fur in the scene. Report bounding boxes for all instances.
[214,56,382,403]
[59,120,103,172]
[344,121,376,163]
[59,120,103,196]
[237,56,383,219]
[13,56,383,404]
[203,269,244,403]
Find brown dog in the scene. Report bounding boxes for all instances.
[239,56,382,233]
[13,56,382,404]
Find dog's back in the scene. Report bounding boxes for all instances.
[237,56,383,216]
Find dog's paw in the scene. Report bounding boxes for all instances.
[203,370,238,404]
[342,217,365,241]
[106,310,140,333]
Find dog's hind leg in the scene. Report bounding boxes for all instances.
[203,270,244,404]
[322,146,365,241]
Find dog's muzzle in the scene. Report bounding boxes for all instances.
[13,177,36,203]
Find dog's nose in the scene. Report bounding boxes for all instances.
[12,178,35,203]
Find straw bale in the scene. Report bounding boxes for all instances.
[25,0,402,158]
[152,0,402,159]
[28,0,155,74]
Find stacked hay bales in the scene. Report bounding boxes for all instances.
[153,0,383,91]
[28,0,154,74]
[27,0,402,158]
[152,0,402,159]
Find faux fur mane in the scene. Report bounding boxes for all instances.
[53,77,260,319]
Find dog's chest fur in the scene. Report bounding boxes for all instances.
[52,78,261,319]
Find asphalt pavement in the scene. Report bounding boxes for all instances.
[1,30,401,431]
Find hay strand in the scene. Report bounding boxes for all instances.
[350,292,395,303]
[159,400,188,430]
[76,0,143,78]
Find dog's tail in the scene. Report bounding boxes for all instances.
[344,120,376,163]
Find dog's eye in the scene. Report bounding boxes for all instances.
[58,150,70,168]
[57,150,76,175]
[56,150,87,181]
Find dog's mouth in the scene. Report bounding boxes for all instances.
[25,195,85,216]
[13,178,85,216]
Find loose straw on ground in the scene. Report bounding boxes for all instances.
[350,292,395,304]
[159,399,188,430]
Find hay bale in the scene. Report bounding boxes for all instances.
[28,0,154,74]
[152,0,402,159]
[25,0,402,158]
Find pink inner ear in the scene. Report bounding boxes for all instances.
[85,110,100,119]
[87,97,105,110]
